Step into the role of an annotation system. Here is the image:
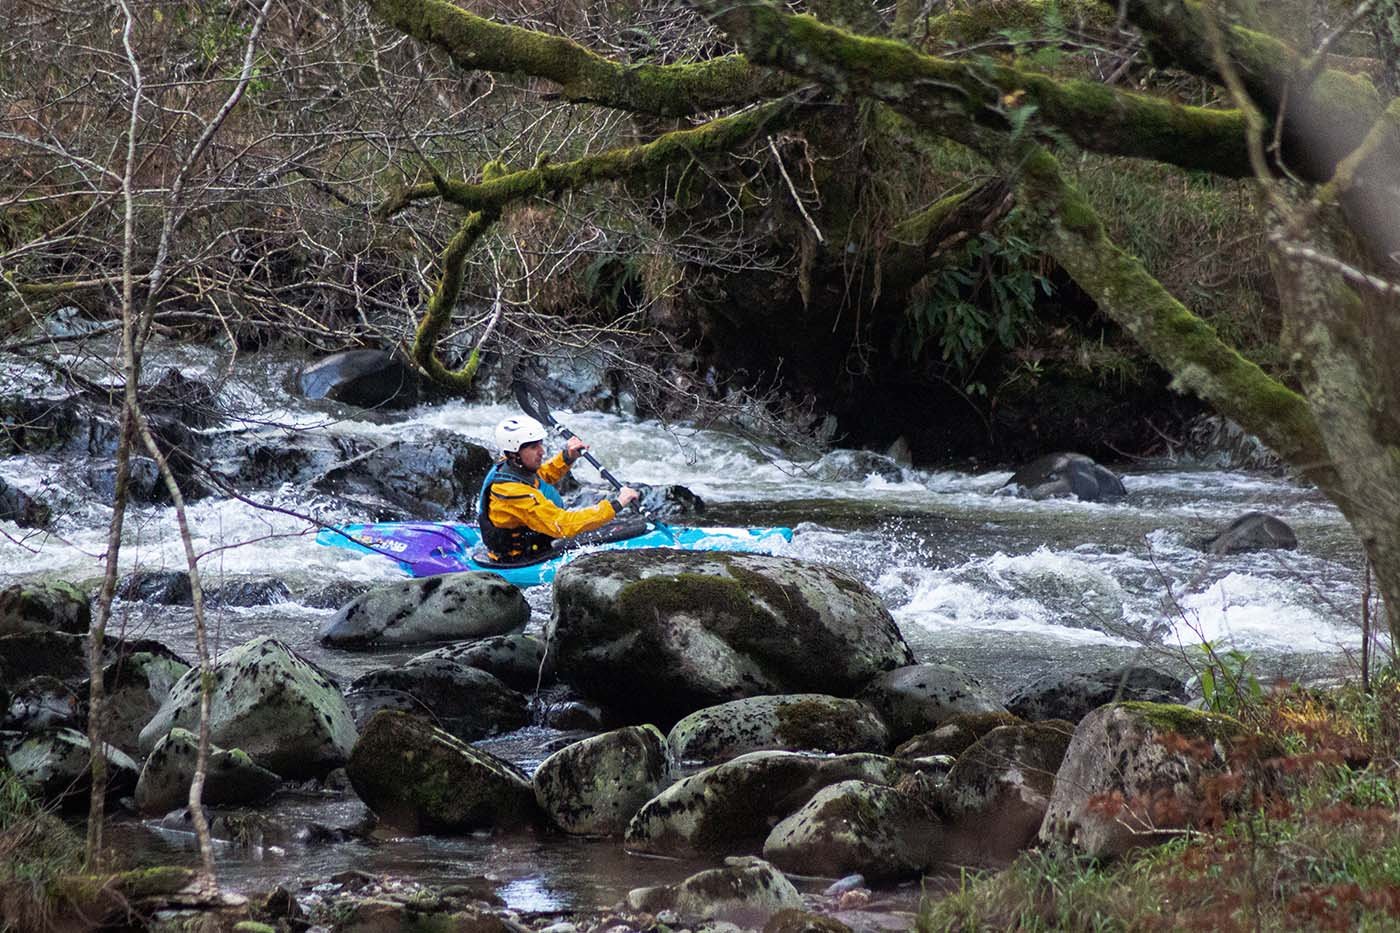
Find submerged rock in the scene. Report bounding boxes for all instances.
[1198,511,1298,554]
[998,452,1126,502]
[810,449,905,483]
[533,725,671,836]
[347,710,538,834]
[1006,666,1187,724]
[668,694,890,765]
[550,550,914,727]
[320,572,528,648]
[135,727,280,814]
[139,636,358,779]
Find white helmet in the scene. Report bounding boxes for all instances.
[495,415,547,453]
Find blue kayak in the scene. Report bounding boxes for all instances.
[315,520,794,587]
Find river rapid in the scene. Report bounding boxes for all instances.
[0,343,1377,922]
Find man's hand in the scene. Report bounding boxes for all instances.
[617,486,641,509]
[564,436,588,462]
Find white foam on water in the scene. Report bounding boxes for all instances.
[1163,572,1366,653]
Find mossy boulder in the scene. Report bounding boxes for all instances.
[5,727,138,808]
[1006,666,1187,723]
[550,550,914,727]
[532,724,671,835]
[895,711,1023,758]
[625,750,912,858]
[138,636,358,779]
[346,658,529,742]
[4,675,83,732]
[134,727,280,814]
[96,648,191,757]
[411,632,554,691]
[668,694,890,764]
[320,572,527,648]
[1039,702,1267,859]
[940,721,1075,866]
[860,664,1008,742]
[346,710,538,834]
[0,581,90,635]
[671,857,804,927]
[763,779,942,880]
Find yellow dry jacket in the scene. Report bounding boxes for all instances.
[479,452,618,559]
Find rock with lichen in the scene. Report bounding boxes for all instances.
[625,750,912,858]
[0,581,90,636]
[533,725,671,835]
[320,572,527,648]
[135,727,280,814]
[860,663,1008,742]
[1039,702,1270,859]
[138,636,358,779]
[627,856,804,928]
[550,550,914,728]
[668,694,890,765]
[346,709,538,834]
[763,779,942,880]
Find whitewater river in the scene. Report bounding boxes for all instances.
[0,345,1377,918]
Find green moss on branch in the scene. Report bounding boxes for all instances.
[688,0,1253,176]
[368,0,787,116]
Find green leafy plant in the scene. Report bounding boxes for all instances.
[1196,641,1263,716]
[905,226,1053,374]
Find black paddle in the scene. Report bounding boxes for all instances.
[513,379,627,492]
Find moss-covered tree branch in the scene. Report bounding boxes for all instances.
[366,0,789,116]
[379,97,800,218]
[407,98,801,386]
[1012,144,1333,488]
[683,0,1253,176]
[1119,0,1400,266]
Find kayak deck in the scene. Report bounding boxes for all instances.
[315,521,794,586]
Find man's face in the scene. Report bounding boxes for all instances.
[518,439,545,470]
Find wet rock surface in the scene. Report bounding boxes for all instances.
[1006,666,1187,724]
[668,694,890,765]
[347,709,539,834]
[0,580,90,635]
[860,664,1008,743]
[998,452,1126,501]
[1198,511,1298,554]
[533,725,671,836]
[297,348,420,409]
[4,727,138,808]
[347,657,530,741]
[135,727,280,814]
[139,635,359,779]
[321,572,528,647]
[311,430,494,521]
[411,632,554,691]
[550,550,914,727]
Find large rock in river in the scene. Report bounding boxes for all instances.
[5,728,139,809]
[312,430,493,522]
[763,779,941,880]
[998,452,1126,502]
[549,550,914,727]
[139,636,358,779]
[347,710,538,834]
[135,727,280,815]
[861,663,1008,743]
[320,573,528,648]
[1197,512,1298,554]
[297,348,419,409]
[1039,702,1266,859]
[532,725,671,836]
[346,658,529,741]
[1006,666,1187,724]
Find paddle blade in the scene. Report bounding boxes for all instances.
[512,379,555,426]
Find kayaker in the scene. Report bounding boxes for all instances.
[478,415,641,563]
